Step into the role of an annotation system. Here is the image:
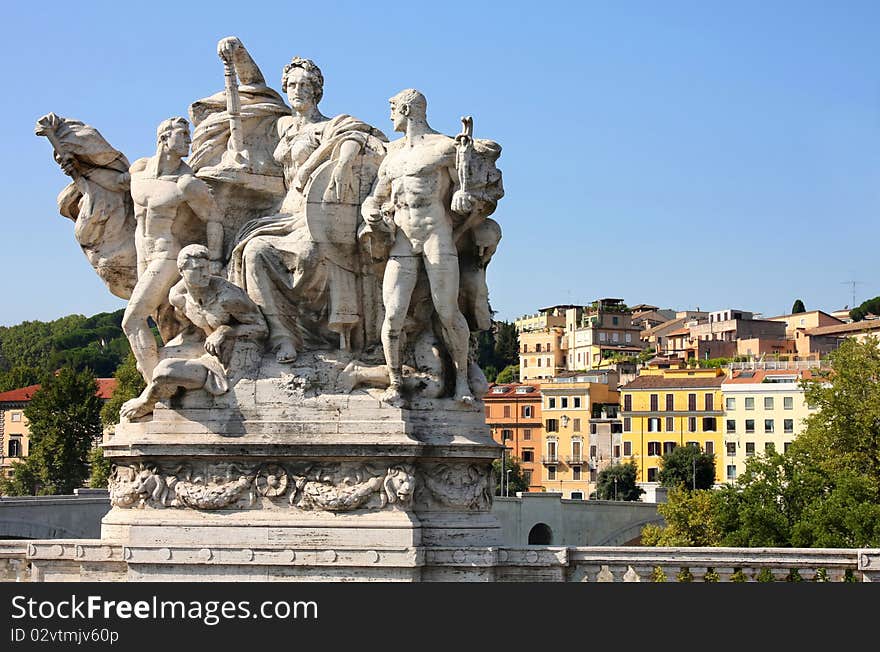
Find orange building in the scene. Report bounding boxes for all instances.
[484,382,543,491]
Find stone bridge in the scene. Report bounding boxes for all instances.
[493,492,664,546]
[0,490,110,540]
[0,489,658,547]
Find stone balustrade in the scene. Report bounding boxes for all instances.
[1,542,877,582]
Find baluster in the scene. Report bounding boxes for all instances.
[713,567,737,582]
[596,565,615,582]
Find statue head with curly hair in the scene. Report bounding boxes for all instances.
[281,57,324,111]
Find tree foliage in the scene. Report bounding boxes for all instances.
[495,364,519,384]
[492,455,529,496]
[476,321,519,382]
[641,487,724,546]
[850,296,880,322]
[643,337,880,548]
[791,299,806,314]
[596,461,644,501]
[659,445,716,490]
[0,309,128,390]
[0,367,103,495]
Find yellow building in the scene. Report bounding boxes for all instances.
[540,371,620,499]
[519,327,566,381]
[619,367,726,486]
[721,369,816,481]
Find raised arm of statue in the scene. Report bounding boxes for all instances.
[217,36,265,87]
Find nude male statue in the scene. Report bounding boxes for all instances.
[361,89,475,405]
[125,117,224,383]
[120,244,267,420]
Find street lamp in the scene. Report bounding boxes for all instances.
[506,469,512,497]
[613,476,618,501]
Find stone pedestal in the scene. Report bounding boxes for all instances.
[37,356,502,581]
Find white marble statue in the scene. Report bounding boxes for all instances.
[125,117,224,383]
[360,90,486,406]
[120,244,268,420]
[227,57,387,363]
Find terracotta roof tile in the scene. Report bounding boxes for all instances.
[806,320,880,336]
[0,378,117,403]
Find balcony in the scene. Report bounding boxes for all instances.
[542,455,559,465]
[566,455,584,465]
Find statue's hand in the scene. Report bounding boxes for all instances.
[323,160,355,203]
[217,36,242,63]
[205,328,228,358]
[451,190,475,215]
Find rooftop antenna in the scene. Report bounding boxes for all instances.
[841,280,864,309]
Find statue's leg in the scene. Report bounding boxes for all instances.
[380,256,419,402]
[121,258,179,382]
[423,249,473,403]
[120,358,209,420]
[243,237,298,362]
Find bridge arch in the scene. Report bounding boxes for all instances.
[528,522,553,545]
[593,517,665,546]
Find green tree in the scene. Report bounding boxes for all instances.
[100,352,146,426]
[493,321,519,369]
[850,296,880,322]
[88,445,112,489]
[596,462,644,501]
[791,299,806,314]
[494,364,519,384]
[641,487,724,546]
[659,445,716,490]
[0,364,41,392]
[492,455,529,496]
[0,458,41,496]
[4,368,103,495]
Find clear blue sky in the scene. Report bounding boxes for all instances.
[3,0,878,326]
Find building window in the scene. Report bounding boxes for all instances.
[624,395,632,411]
[523,359,528,368]
[547,465,556,481]
[612,316,619,325]
[703,417,717,432]
[548,397,555,409]
[561,397,569,409]
[522,450,534,462]
[647,467,659,482]
[523,429,532,440]
[764,397,774,410]
[765,442,775,453]
[784,442,792,453]
[614,444,621,458]
[727,465,737,480]
[503,405,511,418]
[726,419,736,433]
[745,419,755,434]
[784,419,794,434]
[485,405,491,418]
[764,419,774,433]
[688,416,697,432]
[705,441,714,455]
[590,423,597,435]
[648,418,661,432]
[573,418,581,432]
[745,397,755,410]
[705,393,714,411]
[11,412,22,422]
[725,397,736,411]
[572,466,582,481]
[536,343,542,352]
[8,439,21,457]
[501,429,513,440]
[746,442,755,457]
[523,470,532,486]
[626,333,632,343]
[784,396,794,410]
[522,405,532,418]
[589,444,597,459]
[623,417,631,432]
[663,441,677,454]
[686,441,699,449]
[623,441,632,456]
[665,394,674,411]
[546,419,558,432]
[726,442,736,456]
[688,393,697,411]
[522,344,528,353]
[573,397,581,409]
[650,394,659,411]
[648,441,661,456]
[666,416,674,432]
[571,491,584,499]
[547,440,557,461]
